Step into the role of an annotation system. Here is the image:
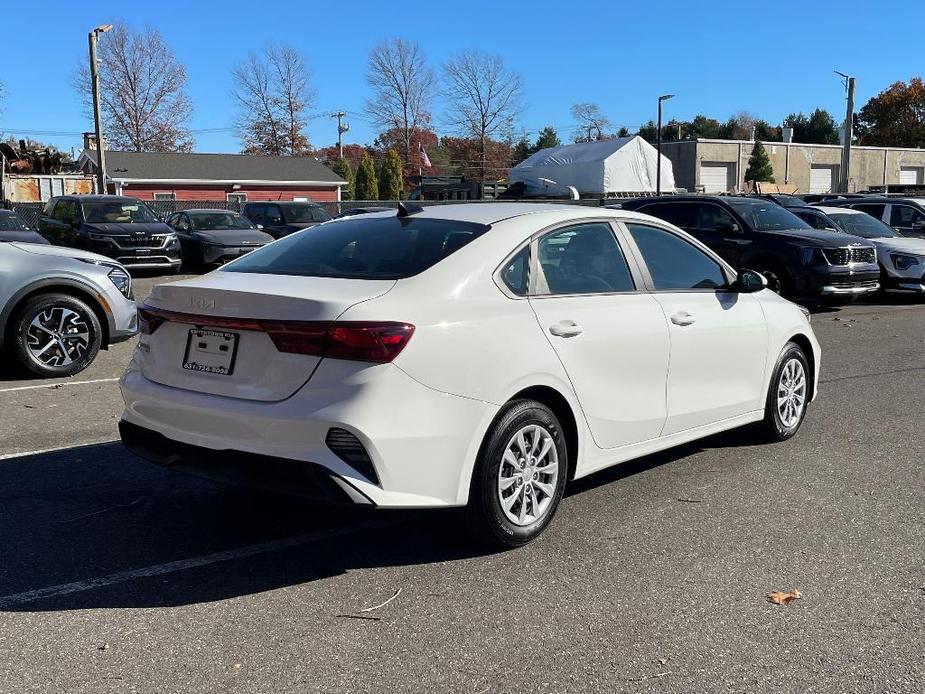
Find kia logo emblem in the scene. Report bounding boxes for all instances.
[188,297,215,310]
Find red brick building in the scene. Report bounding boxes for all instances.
[78,150,346,203]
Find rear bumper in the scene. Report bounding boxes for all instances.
[120,420,375,505]
[119,359,498,507]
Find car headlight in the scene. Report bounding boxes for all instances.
[798,305,811,323]
[891,254,921,271]
[88,233,114,243]
[76,258,132,298]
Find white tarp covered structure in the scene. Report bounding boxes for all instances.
[508,136,675,195]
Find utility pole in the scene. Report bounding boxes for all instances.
[656,94,675,196]
[331,112,349,159]
[88,24,112,194]
[836,71,855,193]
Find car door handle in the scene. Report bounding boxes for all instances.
[548,320,583,338]
[670,311,696,327]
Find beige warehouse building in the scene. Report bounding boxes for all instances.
[660,139,925,195]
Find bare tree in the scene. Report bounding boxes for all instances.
[443,51,523,182]
[365,38,435,169]
[75,23,193,152]
[232,45,314,156]
[571,103,611,142]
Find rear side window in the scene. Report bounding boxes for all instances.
[638,202,698,228]
[223,216,489,279]
[500,247,530,296]
[537,223,635,294]
[890,205,925,227]
[849,203,885,218]
[627,223,727,291]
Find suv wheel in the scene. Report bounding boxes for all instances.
[11,293,103,377]
[758,341,810,442]
[753,262,792,298]
[465,400,568,548]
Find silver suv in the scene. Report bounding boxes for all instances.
[0,241,137,377]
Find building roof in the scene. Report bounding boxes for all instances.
[79,150,345,186]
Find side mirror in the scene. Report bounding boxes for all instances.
[716,221,740,234]
[736,269,767,293]
[256,224,264,230]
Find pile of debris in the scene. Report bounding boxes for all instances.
[0,140,67,174]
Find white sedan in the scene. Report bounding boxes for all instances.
[119,203,820,547]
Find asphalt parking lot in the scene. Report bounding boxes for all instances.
[1,274,923,694]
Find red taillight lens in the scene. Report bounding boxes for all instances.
[137,305,414,363]
[137,308,165,335]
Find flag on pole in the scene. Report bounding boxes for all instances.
[418,142,432,168]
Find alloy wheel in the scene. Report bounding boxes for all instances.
[25,306,93,369]
[777,357,806,428]
[497,424,560,526]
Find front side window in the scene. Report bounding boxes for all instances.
[637,202,698,229]
[694,203,738,231]
[537,223,635,295]
[889,205,925,227]
[224,216,489,279]
[627,223,727,291]
[798,211,836,230]
[81,200,159,224]
[849,203,885,218]
[53,200,77,223]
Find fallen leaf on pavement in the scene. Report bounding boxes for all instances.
[767,589,802,605]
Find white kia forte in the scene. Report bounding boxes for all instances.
[119,203,820,547]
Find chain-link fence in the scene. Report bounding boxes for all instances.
[11,197,615,230]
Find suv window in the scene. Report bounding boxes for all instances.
[637,201,698,228]
[537,223,635,295]
[244,204,266,223]
[500,246,530,296]
[850,203,886,218]
[224,216,489,279]
[52,200,78,224]
[694,203,738,231]
[264,204,284,225]
[890,204,925,228]
[627,223,727,290]
[797,210,834,230]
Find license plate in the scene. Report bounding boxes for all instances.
[183,329,238,375]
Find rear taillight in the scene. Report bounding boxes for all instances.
[137,305,414,363]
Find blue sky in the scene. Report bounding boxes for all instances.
[2,0,922,156]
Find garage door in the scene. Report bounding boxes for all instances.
[899,167,923,185]
[700,163,734,193]
[810,165,839,194]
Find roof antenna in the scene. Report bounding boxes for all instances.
[397,201,424,217]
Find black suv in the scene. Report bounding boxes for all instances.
[241,201,332,239]
[619,195,880,301]
[38,195,182,272]
[818,197,925,238]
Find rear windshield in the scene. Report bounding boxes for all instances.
[0,212,30,231]
[281,204,332,224]
[223,215,490,279]
[727,200,811,231]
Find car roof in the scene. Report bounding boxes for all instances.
[181,208,243,214]
[246,200,322,206]
[60,194,140,201]
[361,202,667,226]
[815,206,864,214]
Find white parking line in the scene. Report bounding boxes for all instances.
[0,440,119,461]
[0,518,398,609]
[0,377,120,394]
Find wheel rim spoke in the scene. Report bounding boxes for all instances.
[497,423,559,527]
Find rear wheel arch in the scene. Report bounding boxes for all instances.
[502,385,579,482]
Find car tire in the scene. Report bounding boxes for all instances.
[464,399,568,548]
[758,341,810,442]
[11,293,103,378]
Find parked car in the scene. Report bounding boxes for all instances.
[119,203,820,547]
[818,196,925,238]
[37,195,182,272]
[241,201,332,239]
[806,207,925,293]
[0,242,136,377]
[334,206,393,219]
[165,209,274,268]
[0,209,48,245]
[618,195,880,301]
[751,194,807,208]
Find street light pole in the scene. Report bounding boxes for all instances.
[835,71,855,193]
[88,24,112,194]
[656,94,675,195]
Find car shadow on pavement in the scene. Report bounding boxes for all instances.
[0,430,761,613]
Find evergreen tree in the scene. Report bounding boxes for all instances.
[533,126,561,152]
[331,157,354,201]
[378,149,404,200]
[512,135,531,164]
[744,141,775,183]
[354,151,379,200]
